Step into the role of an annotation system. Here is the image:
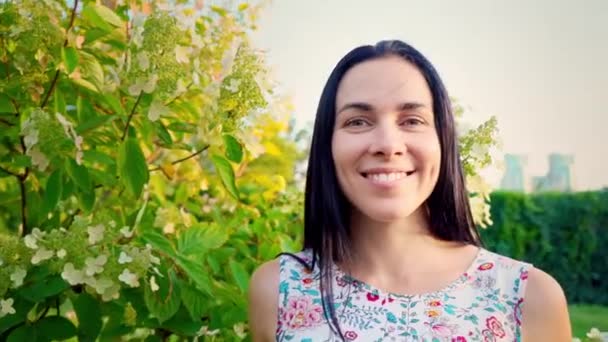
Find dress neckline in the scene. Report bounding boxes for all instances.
[332,247,486,299]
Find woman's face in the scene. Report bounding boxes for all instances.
[332,55,441,223]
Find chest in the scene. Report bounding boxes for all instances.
[278,280,523,342]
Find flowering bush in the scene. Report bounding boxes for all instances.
[0,0,498,340]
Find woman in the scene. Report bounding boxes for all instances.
[249,40,571,341]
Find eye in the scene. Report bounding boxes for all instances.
[344,118,370,127]
[402,118,425,126]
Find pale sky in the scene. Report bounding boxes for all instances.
[251,0,608,191]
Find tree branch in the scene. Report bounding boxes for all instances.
[0,118,15,127]
[148,144,210,172]
[19,137,30,236]
[121,91,143,141]
[40,0,79,109]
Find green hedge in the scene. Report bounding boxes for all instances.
[480,190,608,305]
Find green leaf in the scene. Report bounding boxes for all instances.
[179,281,208,321]
[35,316,77,341]
[161,305,203,336]
[118,138,149,198]
[65,158,92,191]
[6,324,37,342]
[141,230,176,258]
[42,168,62,214]
[76,188,96,212]
[72,292,102,340]
[211,154,239,200]
[83,150,115,167]
[83,4,123,31]
[167,122,197,133]
[0,94,16,113]
[177,223,228,257]
[155,121,173,145]
[238,3,249,11]
[61,47,79,74]
[53,90,66,116]
[17,275,70,302]
[72,78,98,92]
[79,51,105,90]
[75,114,116,134]
[144,269,181,324]
[229,260,249,293]
[223,134,243,163]
[175,255,212,295]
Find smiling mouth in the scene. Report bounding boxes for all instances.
[360,171,416,182]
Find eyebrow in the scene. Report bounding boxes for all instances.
[336,101,428,115]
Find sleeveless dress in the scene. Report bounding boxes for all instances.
[276,248,532,342]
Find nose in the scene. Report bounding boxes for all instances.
[368,121,406,158]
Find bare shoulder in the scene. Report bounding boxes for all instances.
[521,266,571,342]
[248,259,281,342]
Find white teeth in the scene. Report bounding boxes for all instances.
[367,172,407,182]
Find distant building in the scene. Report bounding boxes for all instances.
[500,154,528,191]
[499,153,574,192]
[532,154,574,192]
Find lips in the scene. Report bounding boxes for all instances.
[360,169,416,184]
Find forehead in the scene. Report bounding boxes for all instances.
[335,56,433,110]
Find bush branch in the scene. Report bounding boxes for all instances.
[40,0,79,109]
[121,91,143,141]
[148,144,210,172]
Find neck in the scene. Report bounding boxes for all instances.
[345,206,462,278]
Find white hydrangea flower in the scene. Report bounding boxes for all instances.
[175,45,192,64]
[0,298,16,318]
[85,255,108,276]
[101,282,121,301]
[163,222,175,235]
[56,249,67,259]
[31,247,54,265]
[587,328,601,339]
[85,276,114,295]
[87,224,105,245]
[149,276,159,292]
[10,267,27,288]
[233,322,247,339]
[61,263,86,285]
[118,251,133,264]
[151,267,163,277]
[28,147,49,171]
[22,126,39,150]
[136,52,150,71]
[24,234,38,249]
[120,226,134,238]
[224,78,241,93]
[148,100,169,122]
[128,74,159,96]
[118,268,140,287]
[143,245,161,265]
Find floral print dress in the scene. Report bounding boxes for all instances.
[276,248,531,342]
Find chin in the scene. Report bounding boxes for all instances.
[354,202,423,223]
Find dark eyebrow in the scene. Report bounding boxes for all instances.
[336,101,427,115]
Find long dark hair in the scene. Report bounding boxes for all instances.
[291,39,481,339]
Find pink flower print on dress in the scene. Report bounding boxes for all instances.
[366,292,380,302]
[478,262,494,271]
[452,337,467,342]
[281,296,324,330]
[481,329,496,342]
[344,331,358,340]
[486,316,506,338]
